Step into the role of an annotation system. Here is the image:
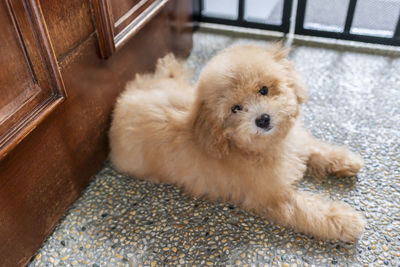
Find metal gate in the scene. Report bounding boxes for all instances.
[193,0,400,46]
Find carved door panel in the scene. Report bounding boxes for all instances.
[0,0,66,265]
[91,0,169,58]
[0,0,65,159]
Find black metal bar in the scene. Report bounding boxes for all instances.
[295,0,307,34]
[199,0,203,13]
[344,0,357,34]
[281,0,293,33]
[394,15,400,38]
[296,28,400,46]
[198,16,286,32]
[193,0,400,46]
[192,0,202,21]
[238,0,245,22]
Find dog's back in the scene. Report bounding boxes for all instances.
[109,54,194,178]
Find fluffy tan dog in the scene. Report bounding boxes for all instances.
[109,45,365,241]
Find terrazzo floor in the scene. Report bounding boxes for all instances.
[29,29,400,266]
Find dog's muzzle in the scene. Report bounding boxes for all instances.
[255,113,271,130]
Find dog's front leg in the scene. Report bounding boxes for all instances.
[305,139,363,177]
[265,190,365,241]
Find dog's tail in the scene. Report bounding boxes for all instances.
[155,53,191,81]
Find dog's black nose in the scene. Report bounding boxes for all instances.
[255,114,271,129]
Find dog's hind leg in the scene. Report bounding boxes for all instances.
[305,139,363,178]
[265,190,365,241]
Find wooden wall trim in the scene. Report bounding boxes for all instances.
[0,0,66,159]
[114,0,169,48]
[90,0,115,58]
[24,0,66,98]
[91,0,169,59]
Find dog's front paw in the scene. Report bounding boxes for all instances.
[271,191,365,242]
[324,203,365,242]
[328,151,363,177]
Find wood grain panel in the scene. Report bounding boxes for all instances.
[39,0,94,59]
[0,0,66,159]
[0,1,35,109]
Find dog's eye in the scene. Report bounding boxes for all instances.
[259,86,268,95]
[231,104,242,113]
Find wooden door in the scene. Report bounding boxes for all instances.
[0,0,192,265]
[0,0,65,159]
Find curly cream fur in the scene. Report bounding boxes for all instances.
[109,45,365,241]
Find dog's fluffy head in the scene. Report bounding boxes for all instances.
[192,44,307,158]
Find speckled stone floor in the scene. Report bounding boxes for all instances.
[29,29,400,266]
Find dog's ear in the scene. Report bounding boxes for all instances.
[273,52,307,104]
[286,64,308,104]
[269,42,290,61]
[192,101,230,158]
[269,43,308,104]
